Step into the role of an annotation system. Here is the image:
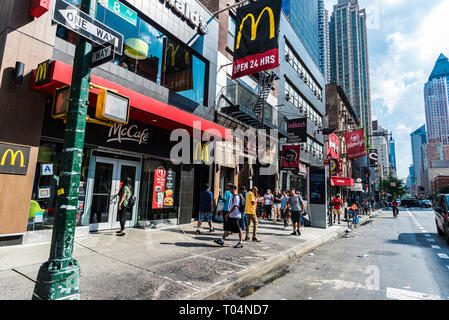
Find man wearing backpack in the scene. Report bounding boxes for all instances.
[214,184,244,248]
[117,177,133,236]
[238,186,247,233]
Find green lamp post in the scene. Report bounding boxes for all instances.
[32,0,95,300]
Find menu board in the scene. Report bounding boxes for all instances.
[152,167,176,209]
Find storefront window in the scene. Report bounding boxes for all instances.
[139,158,180,222]
[30,141,90,231]
[56,2,208,106]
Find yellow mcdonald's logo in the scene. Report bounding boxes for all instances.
[235,6,275,50]
[193,142,209,162]
[163,43,190,72]
[35,62,47,84]
[1,149,25,167]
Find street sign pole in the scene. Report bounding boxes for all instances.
[32,0,95,300]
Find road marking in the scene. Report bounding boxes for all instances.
[447,266,449,271]
[421,230,429,233]
[427,239,436,242]
[437,253,449,259]
[386,287,444,300]
[431,245,441,249]
[424,234,431,237]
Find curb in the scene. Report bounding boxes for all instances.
[189,212,378,300]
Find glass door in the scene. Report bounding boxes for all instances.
[89,157,141,231]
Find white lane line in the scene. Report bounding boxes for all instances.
[437,253,449,259]
[421,230,429,233]
[432,245,441,249]
[386,287,444,300]
[424,234,431,237]
[427,239,436,242]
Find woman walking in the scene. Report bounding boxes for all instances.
[117,177,132,236]
[281,190,290,230]
[263,189,274,220]
[273,188,282,224]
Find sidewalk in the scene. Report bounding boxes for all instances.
[0,212,377,300]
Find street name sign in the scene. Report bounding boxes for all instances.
[92,42,115,68]
[53,0,124,55]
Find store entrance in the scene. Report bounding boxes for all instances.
[88,157,141,231]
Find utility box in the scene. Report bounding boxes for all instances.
[30,0,50,18]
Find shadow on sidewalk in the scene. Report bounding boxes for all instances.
[160,242,219,248]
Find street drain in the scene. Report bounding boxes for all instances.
[237,266,290,298]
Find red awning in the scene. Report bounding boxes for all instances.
[331,176,354,187]
[31,60,231,140]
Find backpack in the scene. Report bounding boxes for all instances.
[126,195,136,209]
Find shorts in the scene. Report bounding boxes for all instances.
[291,210,302,224]
[224,217,242,233]
[199,211,213,222]
[333,208,342,215]
[274,203,281,208]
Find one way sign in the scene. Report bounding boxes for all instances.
[53,0,124,55]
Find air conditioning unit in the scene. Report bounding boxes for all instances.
[299,107,304,113]
[314,89,318,95]
[286,54,290,62]
[300,72,304,79]
[285,93,290,101]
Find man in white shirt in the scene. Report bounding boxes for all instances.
[214,184,244,248]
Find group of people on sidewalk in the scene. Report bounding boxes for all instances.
[196,183,306,249]
[330,193,375,224]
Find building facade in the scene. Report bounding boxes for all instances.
[329,0,372,139]
[0,0,229,245]
[318,0,330,84]
[410,125,427,191]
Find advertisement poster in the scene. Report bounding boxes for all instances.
[344,129,367,160]
[287,118,307,143]
[281,145,301,170]
[329,158,338,176]
[310,167,326,205]
[152,167,176,209]
[232,0,282,79]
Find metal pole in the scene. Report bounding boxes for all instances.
[33,0,94,300]
[212,0,252,16]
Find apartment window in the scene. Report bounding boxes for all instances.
[285,80,323,127]
[228,15,236,51]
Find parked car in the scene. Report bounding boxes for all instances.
[401,198,420,208]
[421,200,432,208]
[433,194,449,245]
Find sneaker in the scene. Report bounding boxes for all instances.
[234,242,244,248]
[297,231,301,236]
[214,239,224,246]
[283,227,286,230]
[252,238,262,242]
[245,236,250,241]
[209,228,215,233]
[291,231,297,236]
[195,230,201,235]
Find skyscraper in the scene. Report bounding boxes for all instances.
[282,0,320,66]
[318,0,330,83]
[410,125,427,188]
[424,53,449,163]
[329,0,372,138]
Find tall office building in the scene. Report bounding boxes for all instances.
[410,125,427,187]
[389,139,397,178]
[424,53,449,163]
[318,0,330,83]
[329,0,372,138]
[282,0,320,65]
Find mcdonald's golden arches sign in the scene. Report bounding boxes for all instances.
[0,143,30,175]
[232,0,282,79]
[34,60,53,87]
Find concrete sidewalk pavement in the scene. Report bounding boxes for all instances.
[0,212,377,300]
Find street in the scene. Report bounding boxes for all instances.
[225,208,449,300]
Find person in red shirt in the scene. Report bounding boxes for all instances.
[392,199,399,217]
[331,194,344,224]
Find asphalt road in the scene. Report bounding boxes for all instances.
[225,208,449,300]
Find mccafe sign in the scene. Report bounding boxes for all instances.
[0,143,30,175]
[160,0,208,34]
[107,123,149,145]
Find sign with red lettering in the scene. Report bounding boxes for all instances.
[281,145,300,170]
[232,0,282,79]
[326,133,340,159]
[344,129,367,160]
[152,167,167,209]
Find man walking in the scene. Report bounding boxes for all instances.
[196,183,214,235]
[287,188,305,236]
[214,185,244,248]
[245,186,262,242]
[221,183,233,220]
[239,186,247,233]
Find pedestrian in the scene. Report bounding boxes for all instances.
[221,183,233,221]
[196,183,215,235]
[331,193,343,224]
[117,177,132,236]
[239,186,247,233]
[256,192,264,217]
[287,188,305,236]
[297,191,305,232]
[245,186,262,242]
[214,184,244,248]
[281,190,290,230]
[273,188,282,224]
[263,189,274,220]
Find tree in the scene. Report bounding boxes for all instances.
[380,177,407,199]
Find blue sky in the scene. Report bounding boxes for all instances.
[325,0,449,179]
